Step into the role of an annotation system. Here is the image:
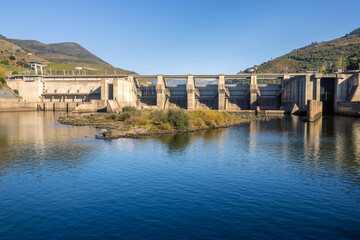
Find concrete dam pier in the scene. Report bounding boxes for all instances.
[3,72,360,119]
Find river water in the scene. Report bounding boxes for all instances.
[0,112,359,239]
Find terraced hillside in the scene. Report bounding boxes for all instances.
[241,27,360,73]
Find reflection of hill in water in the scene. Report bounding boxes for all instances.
[246,116,360,189]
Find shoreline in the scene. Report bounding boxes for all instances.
[58,112,284,140]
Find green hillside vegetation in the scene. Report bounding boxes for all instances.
[241,27,360,74]
[0,66,6,89]
[0,34,134,76]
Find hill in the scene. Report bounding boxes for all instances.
[8,39,106,64]
[0,34,134,75]
[241,27,360,74]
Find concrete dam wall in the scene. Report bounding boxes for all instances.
[3,72,360,118]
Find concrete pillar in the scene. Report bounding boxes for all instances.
[40,66,44,75]
[101,78,109,100]
[281,74,291,103]
[156,74,166,109]
[34,65,38,75]
[304,74,314,107]
[113,77,119,101]
[218,74,226,110]
[334,74,345,114]
[349,73,360,101]
[186,74,195,110]
[115,76,137,106]
[249,73,258,110]
[307,100,323,122]
[314,78,321,100]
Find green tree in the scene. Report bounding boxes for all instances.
[0,67,6,84]
[9,55,16,61]
[166,108,190,130]
[320,65,327,73]
[347,52,360,70]
[335,57,347,72]
[16,59,28,68]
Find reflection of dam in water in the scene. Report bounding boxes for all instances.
[0,111,100,175]
[5,72,360,117]
[2,112,360,173]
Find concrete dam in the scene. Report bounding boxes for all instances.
[3,72,360,120]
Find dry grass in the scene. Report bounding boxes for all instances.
[189,110,232,128]
[102,107,238,131]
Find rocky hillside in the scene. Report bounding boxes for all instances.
[0,34,134,75]
[241,27,360,73]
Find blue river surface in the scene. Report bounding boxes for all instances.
[0,112,360,240]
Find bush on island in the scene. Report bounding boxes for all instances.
[166,108,190,130]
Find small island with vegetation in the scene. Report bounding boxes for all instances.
[58,107,283,139]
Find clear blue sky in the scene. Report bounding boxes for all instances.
[2,0,360,74]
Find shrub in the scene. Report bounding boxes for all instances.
[122,106,139,115]
[107,113,117,120]
[150,110,168,125]
[12,71,18,75]
[9,55,16,61]
[16,59,28,68]
[189,110,229,128]
[157,122,171,130]
[14,89,19,95]
[134,116,150,126]
[105,106,140,122]
[190,117,206,128]
[0,82,3,89]
[0,59,9,65]
[0,67,6,84]
[117,111,133,121]
[166,108,190,130]
[124,116,137,126]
